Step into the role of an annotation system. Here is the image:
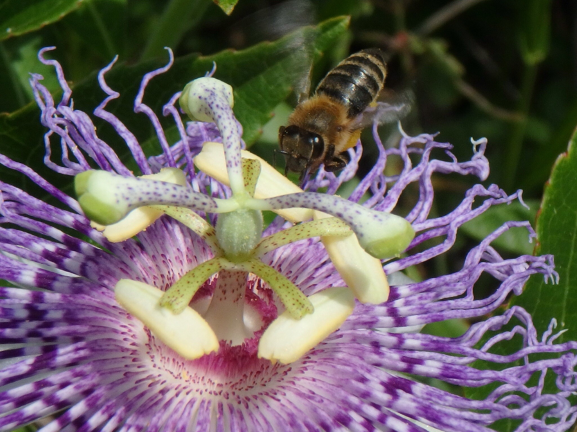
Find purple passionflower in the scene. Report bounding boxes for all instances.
[0,47,575,432]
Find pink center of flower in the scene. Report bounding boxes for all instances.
[135,275,303,396]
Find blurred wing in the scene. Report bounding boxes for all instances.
[228,0,316,102]
[280,19,316,103]
[295,64,313,103]
[234,0,315,43]
[350,89,415,130]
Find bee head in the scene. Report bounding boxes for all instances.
[278,125,325,176]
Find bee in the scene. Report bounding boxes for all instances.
[278,48,394,180]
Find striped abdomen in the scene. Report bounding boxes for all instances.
[316,48,387,118]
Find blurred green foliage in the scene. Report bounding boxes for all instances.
[2,0,575,197]
[1,1,576,431]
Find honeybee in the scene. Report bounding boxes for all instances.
[278,48,402,180]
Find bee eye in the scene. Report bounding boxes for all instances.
[306,134,324,159]
[307,135,322,147]
[282,125,302,139]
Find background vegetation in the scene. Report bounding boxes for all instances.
[0,0,575,431]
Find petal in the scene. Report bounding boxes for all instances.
[115,279,219,359]
[258,286,355,364]
[314,211,389,304]
[90,206,164,242]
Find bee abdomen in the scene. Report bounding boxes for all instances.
[316,48,387,118]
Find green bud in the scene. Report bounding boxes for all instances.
[75,170,126,225]
[78,193,125,226]
[179,77,234,122]
[74,170,92,196]
[360,216,415,259]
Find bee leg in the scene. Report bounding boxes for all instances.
[299,156,316,184]
[298,168,308,185]
[321,144,336,172]
[322,144,345,172]
[324,151,351,172]
[324,144,336,161]
[277,126,286,175]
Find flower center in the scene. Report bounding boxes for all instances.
[145,329,297,398]
[139,274,297,394]
[77,76,415,365]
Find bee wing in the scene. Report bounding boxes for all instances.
[295,63,313,103]
[280,23,316,103]
[228,0,316,103]
[350,89,414,130]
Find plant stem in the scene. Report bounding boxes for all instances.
[503,63,538,191]
[418,0,489,36]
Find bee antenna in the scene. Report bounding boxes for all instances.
[273,149,289,168]
[299,167,310,186]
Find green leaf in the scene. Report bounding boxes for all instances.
[12,427,36,432]
[0,0,84,41]
[10,423,37,432]
[0,17,349,189]
[514,127,577,343]
[212,0,238,15]
[63,0,127,60]
[140,0,210,62]
[460,199,539,255]
[11,37,62,101]
[0,104,51,191]
[422,318,469,338]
